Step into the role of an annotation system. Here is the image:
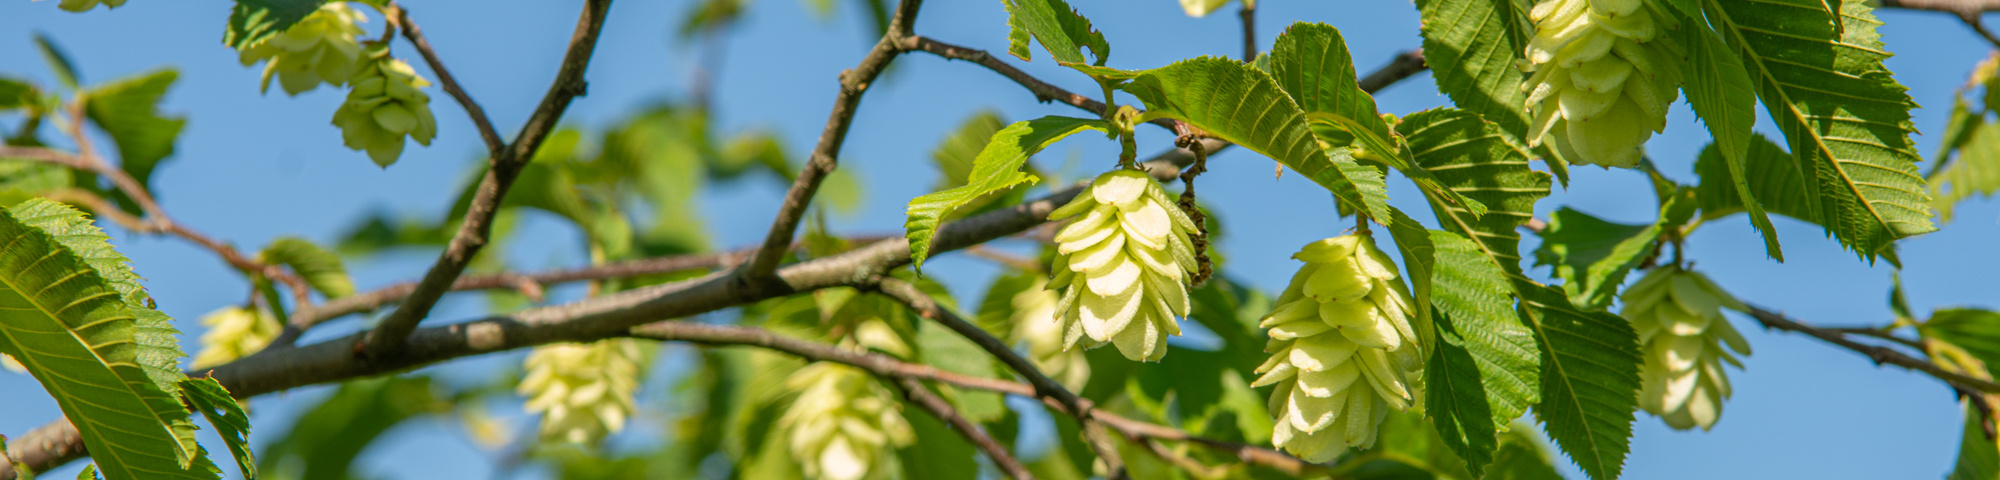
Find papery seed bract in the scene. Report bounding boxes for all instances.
[1622,267,1751,431]
[1258,235,1424,462]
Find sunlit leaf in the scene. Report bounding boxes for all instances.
[904,116,1103,271]
[1706,0,1935,259]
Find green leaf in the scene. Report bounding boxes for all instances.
[1413,0,1533,141]
[1487,427,1566,480]
[258,237,355,299]
[1951,402,2000,480]
[1002,0,1110,66]
[1695,134,1820,226]
[1268,23,1485,217]
[1924,308,2000,378]
[0,77,40,112]
[1936,97,1983,164]
[1931,121,2000,224]
[0,201,215,480]
[78,464,98,480]
[914,317,1006,423]
[6,200,183,389]
[1679,15,1779,260]
[1384,208,1438,344]
[932,110,1008,185]
[904,116,1103,271]
[1424,230,1540,475]
[179,378,255,480]
[1532,208,1662,310]
[1399,108,1549,274]
[33,33,81,91]
[224,0,330,50]
[896,400,981,480]
[83,69,186,211]
[259,377,443,480]
[1706,0,1936,259]
[1122,57,1393,221]
[0,157,74,208]
[1517,283,1642,480]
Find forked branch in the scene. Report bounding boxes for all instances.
[359,0,614,359]
[739,0,925,280]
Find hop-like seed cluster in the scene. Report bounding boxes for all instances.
[237,3,367,96]
[1254,236,1423,462]
[1009,277,1092,390]
[1,354,23,372]
[57,0,125,12]
[517,339,644,445]
[1046,169,1200,361]
[779,363,915,480]
[1620,267,1751,431]
[1522,0,1683,168]
[192,306,281,369]
[332,46,437,167]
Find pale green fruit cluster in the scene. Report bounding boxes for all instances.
[1254,235,1423,462]
[779,363,915,480]
[192,306,282,369]
[332,47,438,167]
[237,3,368,96]
[1522,0,1683,168]
[1620,267,1751,431]
[1009,276,1092,390]
[1046,169,1201,362]
[57,0,125,13]
[517,339,644,445]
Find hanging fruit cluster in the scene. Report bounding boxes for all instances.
[1254,235,1425,462]
[1045,169,1201,361]
[1621,266,1752,430]
[1522,0,1684,168]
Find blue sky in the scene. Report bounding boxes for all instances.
[3,0,1999,478]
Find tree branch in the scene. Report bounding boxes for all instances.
[873,278,1129,480]
[0,143,315,308]
[739,0,924,279]
[389,2,505,155]
[272,249,745,347]
[1747,304,2000,392]
[360,0,614,359]
[891,377,1036,480]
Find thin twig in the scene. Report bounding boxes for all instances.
[1961,14,2000,50]
[739,0,924,280]
[892,377,1036,480]
[361,0,614,359]
[391,2,506,155]
[1879,0,2000,49]
[901,35,1181,131]
[903,36,1107,115]
[1748,304,2000,392]
[0,142,316,307]
[1824,326,1928,351]
[1239,2,1257,62]
[875,278,1131,480]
